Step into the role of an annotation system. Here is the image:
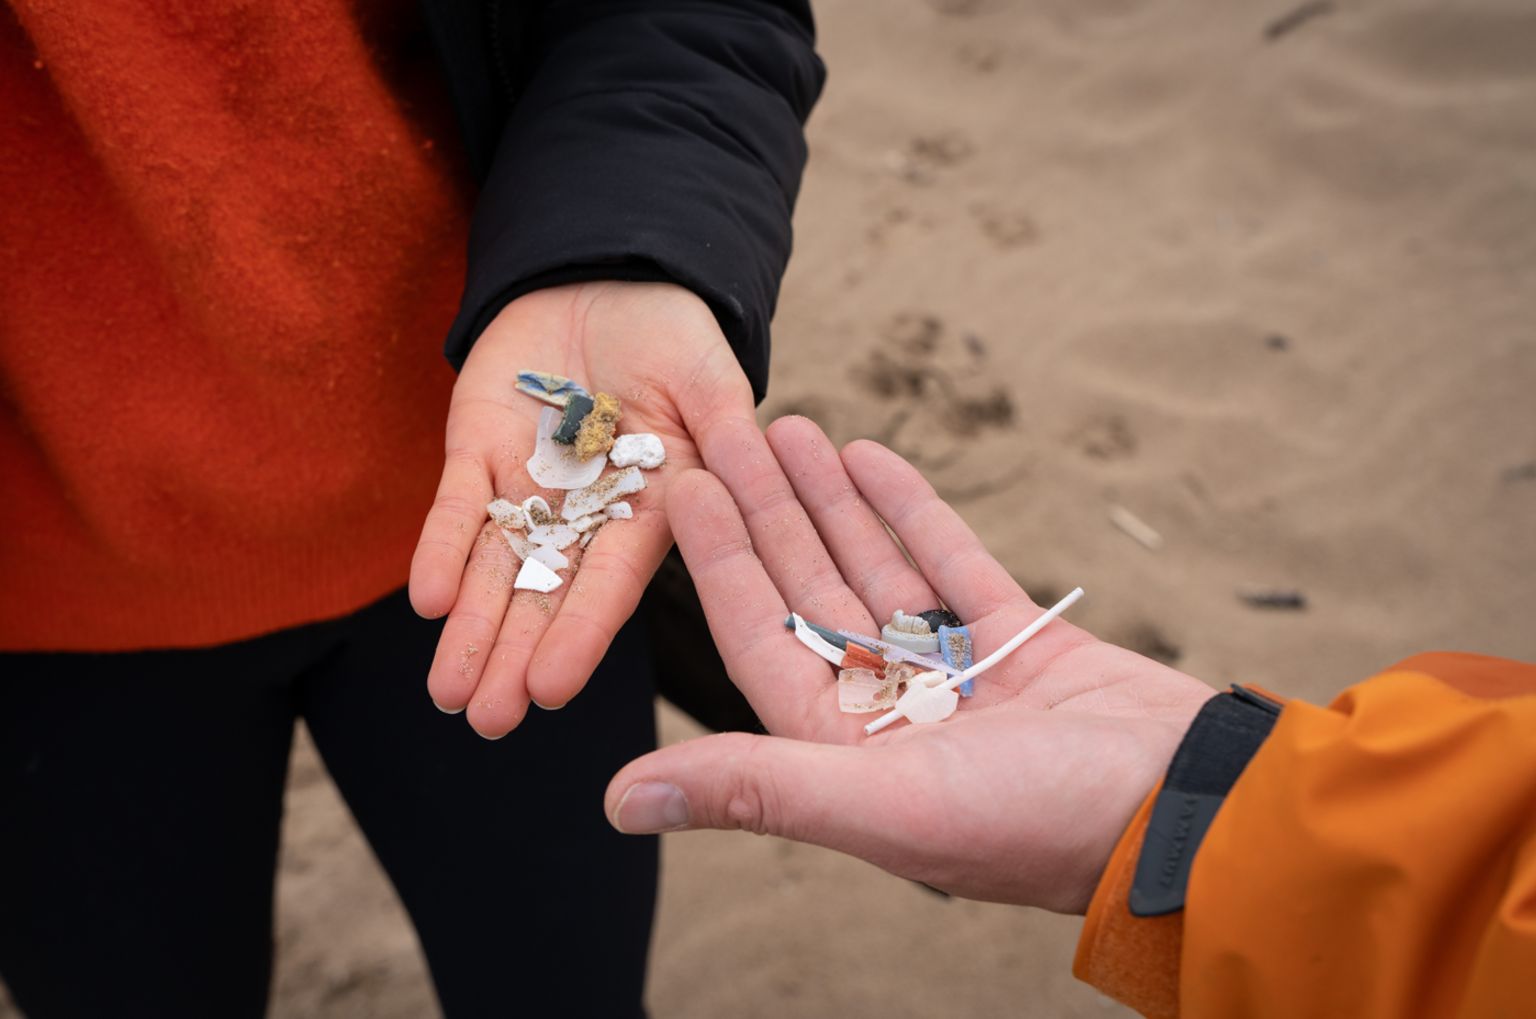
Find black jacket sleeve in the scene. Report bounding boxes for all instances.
[434,0,825,403]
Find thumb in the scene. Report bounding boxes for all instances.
[606,732,899,851]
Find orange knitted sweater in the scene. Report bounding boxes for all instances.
[0,1,470,650]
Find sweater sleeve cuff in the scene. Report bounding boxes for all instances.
[1073,781,1183,1019]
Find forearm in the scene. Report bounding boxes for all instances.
[438,1,826,399]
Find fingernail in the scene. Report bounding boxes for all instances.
[531,698,564,711]
[612,782,690,834]
[433,700,465,715]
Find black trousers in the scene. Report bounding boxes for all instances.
[0,589,658,1018]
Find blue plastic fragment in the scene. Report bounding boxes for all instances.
[938,624,975,697]
[515,370,590,405]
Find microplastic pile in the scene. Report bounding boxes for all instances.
[486,371,666,595]
[787,587,1085,735]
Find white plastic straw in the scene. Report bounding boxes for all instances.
[863,587,1085,736]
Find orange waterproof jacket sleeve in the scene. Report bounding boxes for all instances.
[1077,652,1536,1018]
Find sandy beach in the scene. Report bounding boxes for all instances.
[6,1,1531,1015]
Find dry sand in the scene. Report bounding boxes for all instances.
[6,1,1531,1016]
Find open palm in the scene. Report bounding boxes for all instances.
[409,281,755,738]
[606,416,1214,912]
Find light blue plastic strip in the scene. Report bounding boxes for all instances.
[938,624,974,697]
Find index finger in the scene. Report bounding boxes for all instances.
[408,448,494,619]
[666,468,862,742]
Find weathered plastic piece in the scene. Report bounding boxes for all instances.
[515,370,589,407]
[514,556,563,593]
[552,393,594,444]
[527,407,606,490]
[562,466,646,520]
[939,624,975,697]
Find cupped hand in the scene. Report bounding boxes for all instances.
[604,416,1214,913]
[409,281,754,738]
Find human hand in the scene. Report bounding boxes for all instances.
[410,281,754,738]
[604,417,1214,913]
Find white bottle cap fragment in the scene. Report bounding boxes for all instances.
[514,556,563,593]
[609,433,666,470]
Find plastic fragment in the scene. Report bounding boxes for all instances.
[579,529,596,548]
[835,630,963,677]
[486,498,525,530]
[789,613,846,667]
[527,522,580,550]
[881,609,940,654]
[528,407,606,490]
[609,433,666,470]
[552,393,594,444]
[515,370,589,407]
[498,527,535,561]
[568,513,605,533]
[866,587,1085,736]
[838,668,902,714]
[785,615,848,650]
[562,466,646,520]
[887,669,959,725]
[573,392,622,460]
[514,556,563,593]
[939,624,975,697]
[529,544,569,571]
[841,642,887,678]
[604,501,633,520]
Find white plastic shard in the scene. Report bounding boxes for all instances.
[886,670,959,724]
[527,406,607,490]
[486,498,525,530]
[514,556,563,593]
[579,529,596,548]
[865,587,1086,736]
[529,544,569,571]
[562,466,646,520]
[568,513,605,533]
[527,522,580,550]
[789,613,846,668]
[499,527,535,561]
[608,433,666,470]
[604,501,633,520]
[515,370,589,407]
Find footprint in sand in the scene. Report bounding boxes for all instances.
[1070,413,1138,461]
[1116,621,1183,665]
[970,203,1041,250]
[848,312,1018,481]
[886,132,975,186]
